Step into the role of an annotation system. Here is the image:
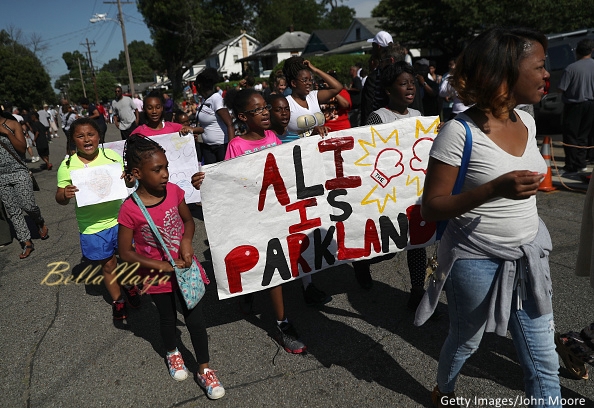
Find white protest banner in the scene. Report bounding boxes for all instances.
[70,163,128,207]
[104,132,201,203]
[201,117,440,300]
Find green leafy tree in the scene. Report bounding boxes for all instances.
[322,5,356,29]
[138,0,258,98]
[100,40,163,84]
[373,0,594,57]
[253,0,326,45]
[0,30,56,109]
[96,71,118,103]
[55,51,95,104]
[372,0,467,56]
[319,0,355,29]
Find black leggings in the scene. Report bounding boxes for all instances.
[352,247,426,287]
[151,290,209,364]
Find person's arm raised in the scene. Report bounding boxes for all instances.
[304,60,343,104]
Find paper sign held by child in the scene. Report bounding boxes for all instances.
[201,116,440,299]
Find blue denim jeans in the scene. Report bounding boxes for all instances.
[437,259,561,407]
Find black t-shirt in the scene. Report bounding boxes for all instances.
[89,104,107,132]
[31,121,49,148]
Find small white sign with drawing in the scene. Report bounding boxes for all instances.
[70,163,128,207]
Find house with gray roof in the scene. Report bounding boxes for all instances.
[324,17,389,55]
[238,29,310,77]
[301,29,349,56]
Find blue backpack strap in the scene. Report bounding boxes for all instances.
[452,118,472,194]
[435,118,473,240]
[132,192,176,267]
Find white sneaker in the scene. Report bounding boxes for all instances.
[165,349,189,381]
[198,368,225,400]
[32,156,40,163]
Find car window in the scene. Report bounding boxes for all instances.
[547,44,575,71]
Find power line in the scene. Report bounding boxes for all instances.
[33,27,91,46]
[96,24,119,62]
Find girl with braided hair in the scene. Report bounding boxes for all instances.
[282,56,343,137]
[55,118,140,321]
[117,135,225,399]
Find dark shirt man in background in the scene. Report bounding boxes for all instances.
[559,39,594,173]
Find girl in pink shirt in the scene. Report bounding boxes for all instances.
[223,89,313,355]
[117,135,225,400]
[131,90,200,138]
[224,89,282,160]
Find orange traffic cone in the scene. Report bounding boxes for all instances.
[538,136,557,192]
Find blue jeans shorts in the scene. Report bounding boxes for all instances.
[79,224,118,261]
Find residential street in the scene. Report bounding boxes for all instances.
[1,125,593,408]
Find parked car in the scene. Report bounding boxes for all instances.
[534,28,594,134]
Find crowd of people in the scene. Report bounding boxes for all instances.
[2,26,594,407]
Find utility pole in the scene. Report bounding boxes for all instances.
[77,58,87,98]
[104,0,135,96]
[81,38,100,104]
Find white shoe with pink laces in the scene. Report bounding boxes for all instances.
[198,368,225,400]
[165,349,188,381]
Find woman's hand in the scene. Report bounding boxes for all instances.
[191,171,205,190]
[491,171,544,200]
[422,160,543,222]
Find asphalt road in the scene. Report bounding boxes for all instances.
[1,124,593,408]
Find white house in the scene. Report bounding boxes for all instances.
[182,61,206,82]
[204,31,260,78]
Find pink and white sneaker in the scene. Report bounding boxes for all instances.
[166,349,189,381]
[198,368,225,400]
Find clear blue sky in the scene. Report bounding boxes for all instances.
[4,0,379,91]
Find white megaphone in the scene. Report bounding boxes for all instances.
[295,112,325,137]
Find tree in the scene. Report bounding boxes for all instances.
[373,0,594,57]
[138,0,258,98]
[0,30,55,109]
[322,5,356,29]
[100,40,163,84]
[319,0,355,29]
[137,0,356,96]
[372,0,468,56]
[61,51,90,72]
[55,51,94,104]
[252,0,326,45]
[96,71,118,103]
